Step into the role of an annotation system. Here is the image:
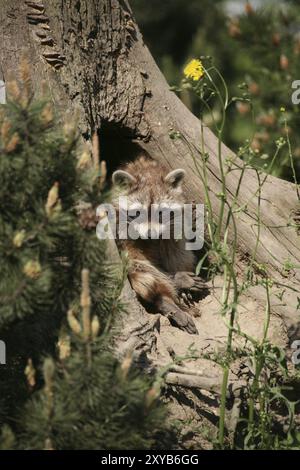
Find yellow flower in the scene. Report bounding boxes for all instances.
[280,107,286,113]
[183,59,204,81]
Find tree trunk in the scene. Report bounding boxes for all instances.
[1,0,299,439]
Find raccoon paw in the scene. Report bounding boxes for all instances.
[169,308,198,335]
[179,294,202,315]
[159,298,198,335]
[174,272,207,301]
[179,291,194,308]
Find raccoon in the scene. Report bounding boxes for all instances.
[112,156,204,335]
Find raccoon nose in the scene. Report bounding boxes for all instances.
[147,228,152,238]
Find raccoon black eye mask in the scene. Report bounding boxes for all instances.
[111,156,206,335]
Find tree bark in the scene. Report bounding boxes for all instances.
[0,0,299,424]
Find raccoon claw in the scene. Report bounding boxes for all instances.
[174,272,207,300]
[170,310,199,335]
[180,292,194,307]
[170,308,198,335]
[160,299,198,335]
[174,272,207,290]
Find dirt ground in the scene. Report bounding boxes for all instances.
[146,274,289,448]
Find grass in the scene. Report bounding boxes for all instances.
[174,57,300,449]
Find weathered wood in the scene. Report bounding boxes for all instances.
[0,0,299,368]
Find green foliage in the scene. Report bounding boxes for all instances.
[18,309,168,450]
[132,0,300,181]
[177,55,300,450]
[223,2,300,181]
[0,75,170,450]
[131,0,225,83]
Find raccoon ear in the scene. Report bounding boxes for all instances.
[112,170,136,186]
[164,169,186,187]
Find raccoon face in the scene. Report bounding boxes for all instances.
[112,168,186,240]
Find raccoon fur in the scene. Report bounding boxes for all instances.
[112,156,205,334]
